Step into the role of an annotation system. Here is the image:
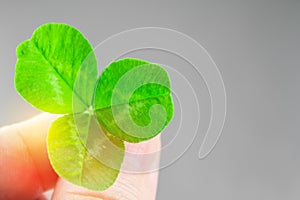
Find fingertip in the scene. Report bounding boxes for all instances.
[0,114,58,200]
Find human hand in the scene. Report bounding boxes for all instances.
[0,114,160,200]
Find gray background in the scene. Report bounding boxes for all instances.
[0,0,299,199]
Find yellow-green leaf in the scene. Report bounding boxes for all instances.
[47,114,125,190]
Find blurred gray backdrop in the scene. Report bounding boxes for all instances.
[0,0,299,199]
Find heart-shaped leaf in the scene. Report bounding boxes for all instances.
[15,23,97,114]
[94,58,174,143]
[47,114,125,190]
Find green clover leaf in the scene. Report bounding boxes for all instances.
[14,23,174,190]
[48,114,124,191]
[15,23,97,114]
[94,58,174,143]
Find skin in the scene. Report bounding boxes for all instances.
[0,114,160,200]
